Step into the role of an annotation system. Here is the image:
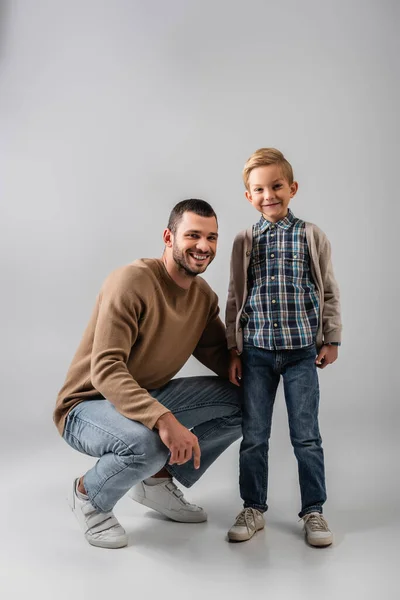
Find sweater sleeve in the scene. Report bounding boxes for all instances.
[225,235,242,350]
[90,268,171,429]
[317,231,342,344]
[192,293,230,378]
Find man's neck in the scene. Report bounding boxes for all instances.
[161,254,193,290]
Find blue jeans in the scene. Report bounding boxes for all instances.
[239,343,326,518]
[63,376,241,513]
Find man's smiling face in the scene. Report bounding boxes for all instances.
[246,164,298,223]
[170,211,218,277]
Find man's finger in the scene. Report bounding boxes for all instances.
[193,441,201,470]
[169,447,179,465]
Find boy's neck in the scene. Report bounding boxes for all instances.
[261,208,289,224]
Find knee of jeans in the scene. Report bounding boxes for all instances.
[137,433,169,473]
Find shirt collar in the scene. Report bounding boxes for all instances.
[257,208,296,234]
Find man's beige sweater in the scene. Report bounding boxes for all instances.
[54,259,229,435]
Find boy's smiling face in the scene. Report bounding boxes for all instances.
[246,164,298,223]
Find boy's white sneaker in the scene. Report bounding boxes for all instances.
[129,478,207,523]
[67,479,128,549]
[227,507,265,542]
[302,512,333,547]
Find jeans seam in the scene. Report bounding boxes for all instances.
[69,415,146,462]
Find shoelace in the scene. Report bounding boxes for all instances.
[235,508,260,532]
[301,513,329,532]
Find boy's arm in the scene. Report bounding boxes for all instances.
[318,233,342,345]
[225,237,241,350]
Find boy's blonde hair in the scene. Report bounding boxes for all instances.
[243,148,294,190]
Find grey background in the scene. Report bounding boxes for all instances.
[0,1,398,598]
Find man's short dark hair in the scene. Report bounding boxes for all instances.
[167,199,217,234]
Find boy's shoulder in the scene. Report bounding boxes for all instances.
[232,227,252,246]
[304,221,330,245]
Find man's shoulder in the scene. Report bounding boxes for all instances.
[102,259,161,295]
[193,275,218,301]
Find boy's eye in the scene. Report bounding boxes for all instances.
[274,184,282,189]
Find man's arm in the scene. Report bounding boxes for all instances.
[90,268,170,429]
[192,295,230,378]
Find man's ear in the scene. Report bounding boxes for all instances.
[163,228,173,247]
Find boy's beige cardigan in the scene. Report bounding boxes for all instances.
[225,222,342,353]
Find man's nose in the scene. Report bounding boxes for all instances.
[195,238,211,253]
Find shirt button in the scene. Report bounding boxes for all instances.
[272,299,276,303]
[271,253,275,258]
[271,233,275,237]
[271,276,275,280]
[274,323,278,327]
[271,225,275,229]
[246,250,251,256]
[293,254,297,258]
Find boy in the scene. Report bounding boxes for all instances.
[225,148,342,546]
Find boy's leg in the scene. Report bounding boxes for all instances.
[239,346,280,512]
[281,344,327,517]
[148,376,242,487]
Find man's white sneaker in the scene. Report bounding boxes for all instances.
[129,478,207,523]
[302,512,333,547]
[67,479,128,549]
[227,507,265,542]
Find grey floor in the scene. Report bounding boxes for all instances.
[1,416,398,600]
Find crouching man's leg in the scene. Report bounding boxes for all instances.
[63,399,169,549]
[129,376,242,520]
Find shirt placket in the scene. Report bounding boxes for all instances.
[267,224,280,349]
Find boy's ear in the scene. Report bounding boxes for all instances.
[163,228,174,247]
[245,190,253,204]
[290,181,299,197]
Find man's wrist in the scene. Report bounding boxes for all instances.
[154,411,174,429]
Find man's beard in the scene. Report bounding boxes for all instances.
[172,244,213,277]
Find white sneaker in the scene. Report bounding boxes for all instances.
[227,507,265,542]
[67,479,128,549]
[129,478,207,523]
[302,512,333,547]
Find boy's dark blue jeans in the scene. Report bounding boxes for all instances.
[239,342,327,518]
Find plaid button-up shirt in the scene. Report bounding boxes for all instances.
[242,209,319,350]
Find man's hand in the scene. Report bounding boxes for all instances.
[155,413,201,469]
[316,345,338,369]
[229,349,242,387]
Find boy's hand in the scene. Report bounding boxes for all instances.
[316,345,338,369]
[229,349,242,386]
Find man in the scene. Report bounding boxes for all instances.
[54,199,242,549]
